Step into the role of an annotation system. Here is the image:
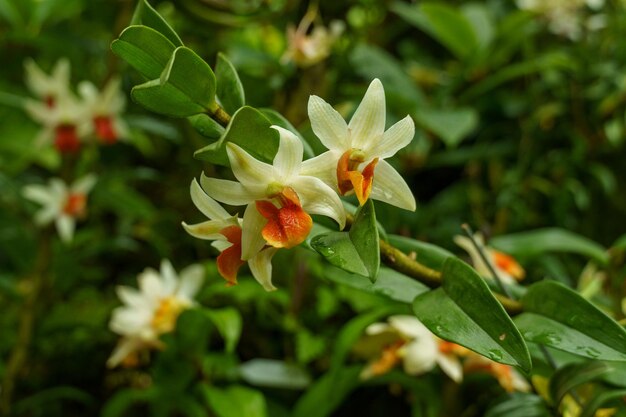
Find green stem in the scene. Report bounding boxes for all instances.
[210,105,231,128]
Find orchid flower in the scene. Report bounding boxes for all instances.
[281,11,343,68]
[23,174,97,243]
[182,179,279,291]
[358,315,463,382]
[202,125,346,263]
[107,260,204,368]
[454,232,525,285]
[24,58,71,108]
[78,77,129,144]
[301,78,416,211]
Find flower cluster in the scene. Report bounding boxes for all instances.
[516,0,606,40]
[356,315,530,392]
[23,59,128,154]
[184,79,416,290]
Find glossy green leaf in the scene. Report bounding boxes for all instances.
[215,52,245,115]
[131,0,183,46]
[203,307,242,354]
[311,200,380,281]
[391,2,479,60]
[200,385,267,417]
[515,281,626,361]
[161,46,217,110]
[580,388,626,417]
[131,78,206,117]
[413,257,531,371]
[111,25,176,79]
[188,114,224,139]
[414,108,479,148]
[291,366,361,417]
[549,361,613,405]
[388,234,454,270]
[484,393,551,417]
[490,228,609,265]
[194,106,279,166]
[238,359,311,389]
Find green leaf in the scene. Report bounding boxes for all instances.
[388,234,454,270]
[131,0,183,46]
[549,361,613,405]
[515,281,626,361]
[215,52,245,115]
[194,106,279,166]
[490,228,609,266]
[413,257,531,371]
[414,108,478,148]
[238,359,311,389]
[461,4,494,50]
[200,385,267,417]
[188,114,225,139]
[580,388,626,417]
[391,2,479,60]
[311,200,380,281]
[132,78,206,117]
[203,307,242,353]
[292,366,361,417]
[259,108,315,158]
[484,393,551,417]
[111,25,176,79]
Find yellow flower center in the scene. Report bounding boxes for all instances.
[151,296,186,334]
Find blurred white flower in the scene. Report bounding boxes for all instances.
[454,232,525,285]
[23,174,97,243]
[464,354,531,392]
[24,58,71,107]
[358,315,463,382]
[79,77,129,144]
[302,78,416,210]
[107,260,204,368]
[517,0,606,40]
[282,11,343,68]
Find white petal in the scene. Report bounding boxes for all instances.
[200,175,263,206]
[388,315,429,339]
[182,219,234,240]
[160,259,178,293]
[55,215,75,243]
[365,322,393,336]
[370,160,416,211]
[226,143,274,187]
[137,269,165,302]
[348,79,386,149]
[116,286,148,309]
[366,115,415,160]
[35,206,58,225]
[291,176,346,229]
[178,264,204,299]
[241,203,267,260]
[300,150,341,188]
[190,178,231,220]
[436,353,463,383]
[72,174,97,194]
[107,337,143,368]
[248,247,279,291]
[23,185,54,205]
[308,95,349,151]
[401,338,438,376]
[271,126,303,182]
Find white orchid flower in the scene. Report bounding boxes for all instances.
[454,232,525,285]
[78,77,129,144]
[301,78,416,211]
[202,125,346,262]
[281,11,343,68]
[107,260,204,368]
[23,174,97,243]
[24,58,71,107]
[359,315,463,382]
[182,179,279,291]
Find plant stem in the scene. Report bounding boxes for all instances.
[210,105,231,127]
[0,233,51,415]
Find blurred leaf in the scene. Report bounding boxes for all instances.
[292,366,361,417]
[131,0,183,46]
[484,393,551,417]
[414,108,478,148]
[188,113,225,140]
[580,388,626,417]
[461,4,494,50]
[296,329,326,365]
[413,257,531,371]
[201,385,267,417]
[515,281,626,361]
[194,106,278,166]
[102,388,157,417]
[215,52,245,115]
[392,2,479,60]
[203,307,242,353]
[238,359,311,389]
[549,361,613,405]
[14,386,93,415]
[0,0,23,27]
[490,228,609,266]
[111,25,176,79]
[387,235,454,270]
[311,200,380,281]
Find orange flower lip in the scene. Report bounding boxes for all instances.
[94,115,118,144]
[336,149,378,205]
[55,123,80,153]
[493,250,525,280]
[63,193,87,217]
[216,225,245,286]
[256,187,312,249]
